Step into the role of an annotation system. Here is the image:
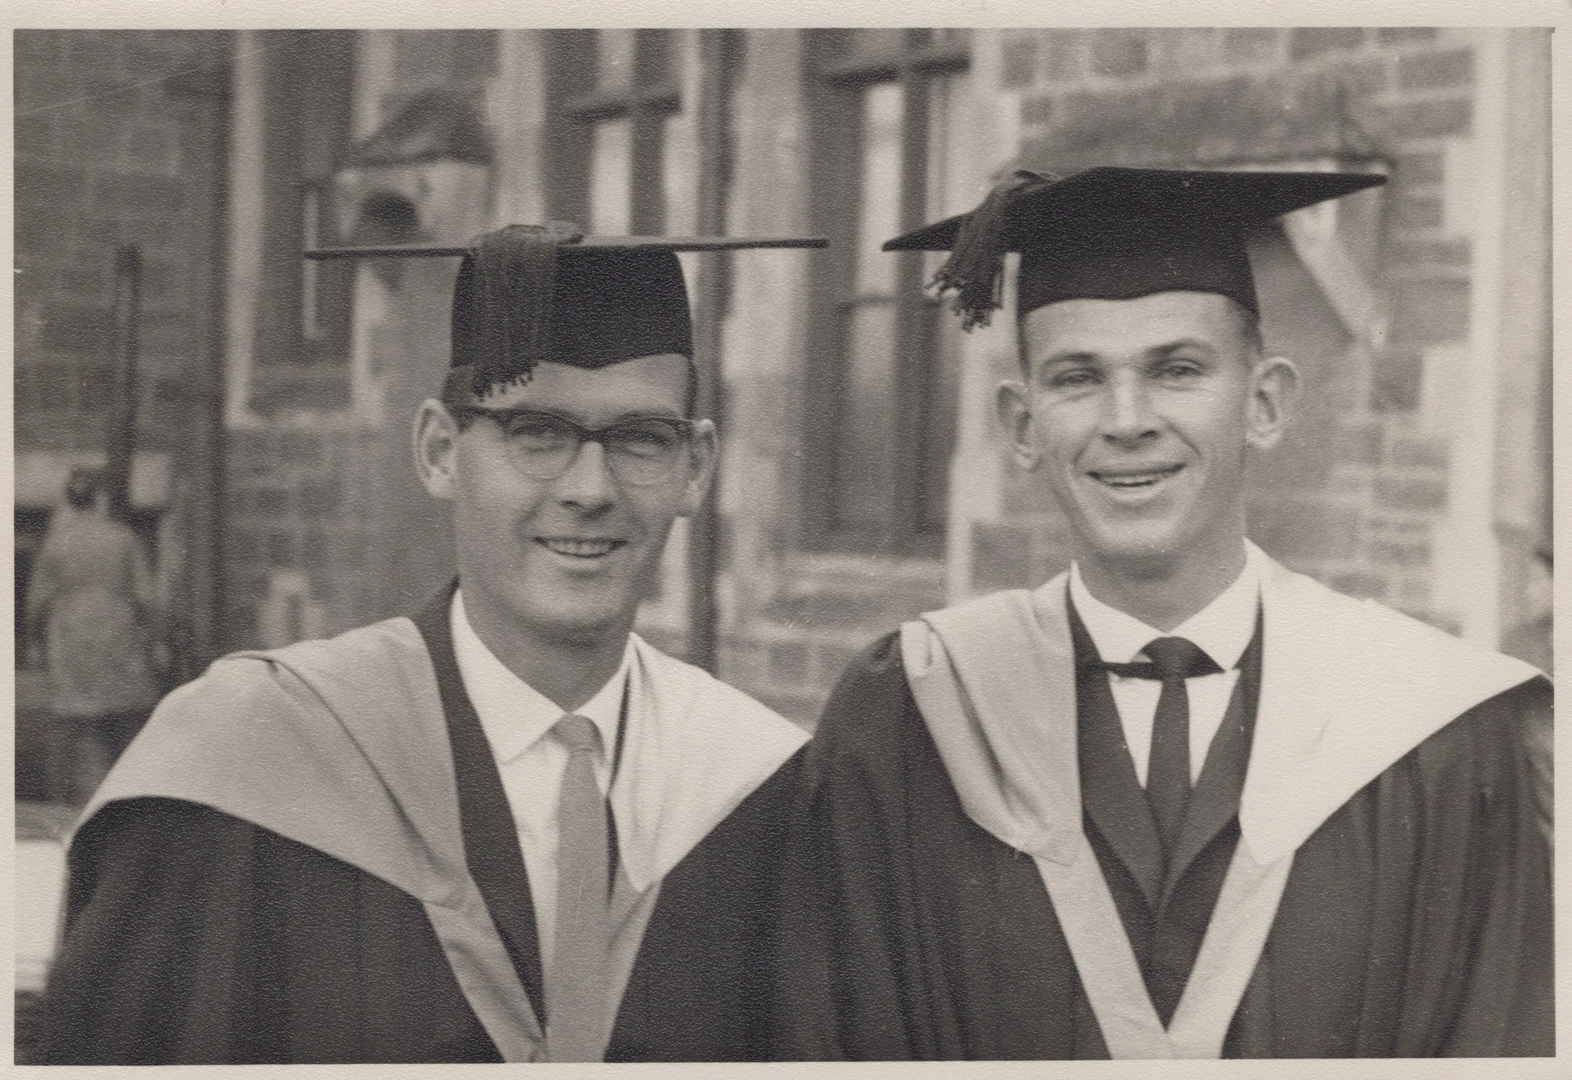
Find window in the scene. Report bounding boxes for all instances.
[251,30,357,412]
[543,30,680,233]
[802,29,969,557]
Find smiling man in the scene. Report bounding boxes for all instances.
[45,227,810,1064]
[777,168,1552,1059]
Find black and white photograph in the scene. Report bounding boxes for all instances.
[12,6,1559,1067]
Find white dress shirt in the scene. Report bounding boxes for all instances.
[449,590,631,973]
[1069,544,1264,787]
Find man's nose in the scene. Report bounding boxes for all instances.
[1100,373,1159,444]
[555,439,616,509]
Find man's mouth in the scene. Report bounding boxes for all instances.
[1088,464,1184,490]
[536,537,625,558]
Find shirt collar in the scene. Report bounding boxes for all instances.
[1069,542,1264,670]
[449,589,629,765]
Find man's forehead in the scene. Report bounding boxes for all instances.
[1022,291,1248,356]
[477,354,691,412]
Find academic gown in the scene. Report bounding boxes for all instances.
[46,591,807,1064]
[776,557,1552,1059]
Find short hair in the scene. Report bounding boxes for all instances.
[438,359,701,428]
[1015,293,1265,373]
[65,467,100,509]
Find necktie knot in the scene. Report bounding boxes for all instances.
[1121,636,1221,683]
[555,714,600,756]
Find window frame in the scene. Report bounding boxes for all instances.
[800,29,968,558]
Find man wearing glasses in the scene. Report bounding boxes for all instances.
[46,227,809,1063]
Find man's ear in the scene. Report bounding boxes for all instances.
[1246,356,1299,451]
[413,399,460,499]
[995,380,1042,471]
[677,418,720,517]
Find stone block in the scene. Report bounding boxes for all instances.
[1370,539,1430,567]
[15,114,57,158]
[1001,36,1037,89]
[1375,473,1448,512]
[1389,193,1444,229]
[274,429,330,466]
[1223,28,1282,65]
[1289,28,1367,60]
[768,639,811,687]
[1398,48,1473,90]
[264,530,296,569]
[1021,95,1056,125]
[1041,30,1084,82]
[52,265,116,300]
[93,174,186,215]
[1393,151,1445,187]
[1327,57,1390,100]
[1156,29,1222,76]
[1388,433,1449,470]
[118,121,180,173]
[16,163,85,209]
[244,486,291,517]
[1386,235,1470,269]
[298,482,341,517]
[15,30,66,67]
[971,520,1036,592]
[1335,419,1383,467]
[1389,280,1469,345]
[40,303,111,354]
[301,530,332,588]
[1090,29,1148,79]
[1377,98,1471,139]
[1248,500,1362,561]
[226,529,262,567]
[1330,568,1388,599]
[1377,27,1440,46]
[68,31,131,81]
[1370,348,1425,413]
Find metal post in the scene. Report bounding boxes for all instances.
[104,245,143,523]
[685,30,740,673]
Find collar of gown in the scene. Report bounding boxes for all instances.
[83,609,807,902]
[902,542,1542,866]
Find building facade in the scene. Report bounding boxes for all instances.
[14,27,1553,725]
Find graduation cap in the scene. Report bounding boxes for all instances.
[884,166,1386,330]
[306,223,826,397]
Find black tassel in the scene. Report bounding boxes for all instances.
[929,169,1056,330]
[467,221,583,397]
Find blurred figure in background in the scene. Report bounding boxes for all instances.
[24,467,162,802]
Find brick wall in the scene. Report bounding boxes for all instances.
[976,27,1485,627]
[15,30,229,461]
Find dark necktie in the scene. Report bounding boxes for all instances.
[547,715,610,1062]
[1100,637,1222,864]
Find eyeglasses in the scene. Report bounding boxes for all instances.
[449,405,696,486]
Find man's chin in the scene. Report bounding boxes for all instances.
[1074,526,1187,579]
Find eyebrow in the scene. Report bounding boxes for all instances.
[478,405,685,425]
[1146,339,1218,360]
[1035,338,1220,368]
